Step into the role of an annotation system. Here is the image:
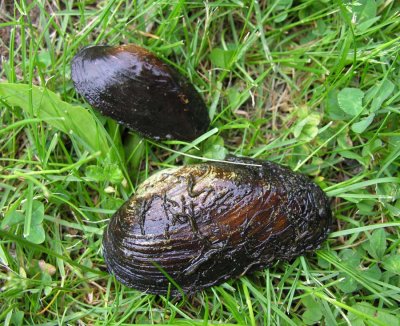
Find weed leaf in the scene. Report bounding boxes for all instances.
[337,88,365,117]
[24,201,46,244]
[382,255,400,275]
[370,80,395,112]
[325,90,352,120]
[1,211,24,229]
[209,48,235,69]
[0,83,110,156]
[273,0,293,22]
[351,113,375,133]
[293,114,320,141]
[365,229,386,260]
[351,0,378,34]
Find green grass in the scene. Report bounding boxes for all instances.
[1,0,400,324]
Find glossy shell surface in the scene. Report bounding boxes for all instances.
[102,156,332,295]
[71,44,210,141]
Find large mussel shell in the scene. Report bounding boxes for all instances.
[102,156,332,295]
[71,44,210,141]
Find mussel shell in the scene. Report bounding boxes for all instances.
[71,44,210,141]
[102,156,332,295]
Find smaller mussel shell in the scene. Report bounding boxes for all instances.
[71,44,210,141]
[102,156,332,296]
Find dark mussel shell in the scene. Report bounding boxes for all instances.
[71,44,210,141]
[102,156,332,295]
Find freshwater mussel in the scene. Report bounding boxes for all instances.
[103,156,332,295]
[71,44,210,141]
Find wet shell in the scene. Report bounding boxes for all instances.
[102,156,332,295]
[71,44,210,141]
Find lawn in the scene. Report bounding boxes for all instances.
[1,0,400,325]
